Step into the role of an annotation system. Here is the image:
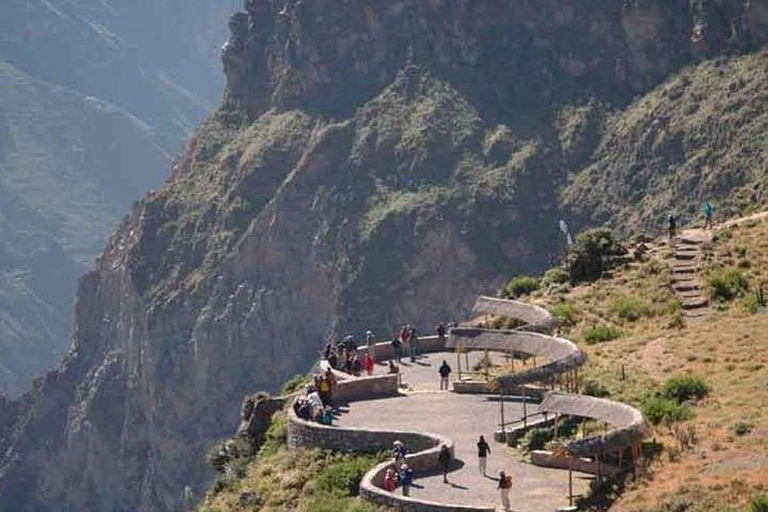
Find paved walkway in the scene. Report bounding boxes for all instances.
[338,351,592,511]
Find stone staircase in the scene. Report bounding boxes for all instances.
[671,230,712,320]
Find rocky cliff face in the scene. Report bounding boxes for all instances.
[2,1,767,511]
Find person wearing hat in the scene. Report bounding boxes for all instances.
[497,470,512,510]
[392,440,407,466]
[366,330,376,362]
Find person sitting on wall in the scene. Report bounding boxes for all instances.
[383,468,398,492]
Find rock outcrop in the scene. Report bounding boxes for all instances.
[2,1,768,511]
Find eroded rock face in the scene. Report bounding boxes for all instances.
[2,2,767,511]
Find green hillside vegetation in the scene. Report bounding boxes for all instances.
[524,220,768,511]
[563,49,768,236]
[198,412,386,512]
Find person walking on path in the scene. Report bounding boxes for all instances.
[497,470,512,510]
[438,445,451,483]
[477,435,491,476]
[398,463,414,496]
[705,201,715,230]
[438,360,452,390]
[409,327,419,362]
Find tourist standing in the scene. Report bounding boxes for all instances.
[705,201,715,230]
[477,435,491,475]
[438,360,452,390]
[409,327,419,362]
[497,470,512,510]
[436,322,447,344]
[398,463,414,496]
[391,335,403,364]
[438,445,451,483]
[668,212,677,239]
[392,440,407,466]
[366,330,376,361]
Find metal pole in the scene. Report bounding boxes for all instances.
[484,348,489,381]
[500,389,506,433]
[456,346,462,380]
[568,455,574,507]
[523,386,528,429]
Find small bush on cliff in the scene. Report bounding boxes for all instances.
[567,228,624,283]
[543,266,570,286]
[500,275,540,299]
[282,375,311,395]
[583,324,622,344]
[611,294,650,322]
[660,375,709,403]
[642,397,692,426]
[707,267,748,301]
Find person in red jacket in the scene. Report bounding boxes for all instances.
[363,353,375,376]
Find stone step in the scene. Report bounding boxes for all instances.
[685,307,711,318]
[672,281,701,292]
[676,289,704,299]
[682,297,709,309]
[672,266,698,274]
[674,252,697,261]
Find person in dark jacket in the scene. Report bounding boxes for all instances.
[438,360,452,390]
[477,435,491,475]
[438,444,451,483]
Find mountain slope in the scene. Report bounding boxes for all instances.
[0,61,170,395]
[563,49,768,234]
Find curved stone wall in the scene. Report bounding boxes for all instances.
[286,295,646,510]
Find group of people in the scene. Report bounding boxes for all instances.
[380,436,512,509]
[293,368,337,425]
[667,201,716,239]
[324,335,376,376]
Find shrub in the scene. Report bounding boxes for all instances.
[582,379,610,398]
[282,375,310,395]
[707,267,749,301]
[520,427,553,451]
[551,302,577,327]
[567,228,625,283]
[611,295,650,322]
[259,411,287,457]
[583,324,622,344]
[500,275,540,299]
[642,397,692,425]
[749,494,768,512]
[734,421,753,436]
[313,457,378,498]
[660,375,709,403]
[543,266,570,286]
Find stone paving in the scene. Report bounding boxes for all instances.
[337,351,592,511]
